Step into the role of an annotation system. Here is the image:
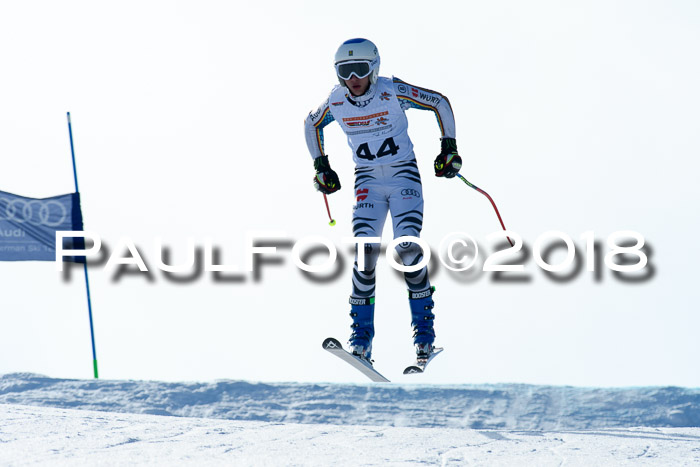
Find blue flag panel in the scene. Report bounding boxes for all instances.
[0,190,84,262]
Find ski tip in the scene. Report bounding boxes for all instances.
[403,366,424,375]
[322,337,343,350]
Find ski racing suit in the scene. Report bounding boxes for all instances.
[304,76,457,355]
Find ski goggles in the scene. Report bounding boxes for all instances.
[335,60,372,80]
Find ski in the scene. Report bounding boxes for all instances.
[403,347,444,375]
[322,337,390,383]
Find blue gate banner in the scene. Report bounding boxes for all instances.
[0,190,85,262]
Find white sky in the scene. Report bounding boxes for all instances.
[1,0,699,387]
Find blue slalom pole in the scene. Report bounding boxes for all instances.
[67,112,99,379]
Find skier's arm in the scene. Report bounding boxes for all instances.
[304,97,341,193]
[393,77,461,178]
[304,97,336,160]
[393,77,456,139]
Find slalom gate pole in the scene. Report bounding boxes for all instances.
[456,173,514,247]
[67,112,99,379]
[323,194,336,226]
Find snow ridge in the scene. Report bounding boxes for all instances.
[1,373,698,430]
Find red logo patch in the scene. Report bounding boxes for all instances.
[356,188,369,202]
[411,88,419,97]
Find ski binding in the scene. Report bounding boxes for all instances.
[403,347,444,375]
[322,337,390,383]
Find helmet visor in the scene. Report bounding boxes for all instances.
[336,61,371,80]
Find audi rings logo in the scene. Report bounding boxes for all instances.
[400,189,420,198]
[0,198,68,227]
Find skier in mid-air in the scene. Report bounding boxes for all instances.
[304,38,461,366]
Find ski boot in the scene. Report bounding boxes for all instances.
[348,296,375,363]
[408,287,436,362]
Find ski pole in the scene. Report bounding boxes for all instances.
[323,194,336,226]
[67,112,99,378]
[456,173,513,247]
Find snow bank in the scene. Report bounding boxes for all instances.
[1,373,699,430]
[2,403,699,466]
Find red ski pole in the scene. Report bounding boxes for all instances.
[456,173,513,247]
[323,194,336,227]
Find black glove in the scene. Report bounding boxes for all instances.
[312,155,341,194]
[434,137,462,178]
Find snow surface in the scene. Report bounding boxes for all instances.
[1,373,699,465]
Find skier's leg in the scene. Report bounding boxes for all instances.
[387,158,437,353]
[348,166,389,360]
[388,159,431,291]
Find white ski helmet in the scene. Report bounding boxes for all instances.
[334,38,380,86]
